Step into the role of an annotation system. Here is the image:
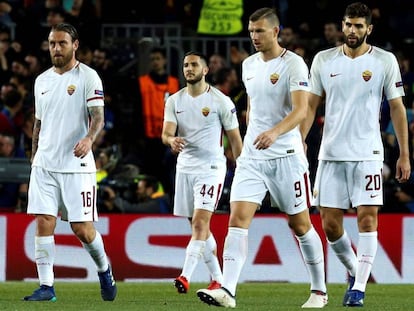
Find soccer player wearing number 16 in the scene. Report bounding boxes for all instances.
[23,23,116,302]
[300,2,411,307]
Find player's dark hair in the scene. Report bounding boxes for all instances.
[51,23,79,42]
[344,2,372,25]
[184,51,208,66]
[249,7,280,26]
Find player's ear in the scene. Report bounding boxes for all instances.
[367,24,373,36]
[73,39,79,52]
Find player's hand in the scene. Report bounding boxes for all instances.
[73,137,93,158]
[254,130,277,150]
[395,157,411,183]
[170,137,185,154]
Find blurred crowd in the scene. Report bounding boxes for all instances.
[0,0,413,213]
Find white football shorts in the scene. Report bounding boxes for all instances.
[312,160,383,209]
[173,167,226,218]
[27,166,99,222]
[230,153,312,215]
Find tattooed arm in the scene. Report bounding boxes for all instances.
[31,118,41,163]
[73,106,105,158]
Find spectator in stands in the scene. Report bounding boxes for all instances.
[396,51,414,108]
[9,73,33,111]
[91,47,116,140]
[0,132,28,211]
[136,46,180,194]
[0,24,15,85]
[0,80,15,109]
[0,87,23,137]
[206,52,226,84]
[91,47,114,89]
[46,6,67,29]
[279,25,299,51]
[313,21,343,54]
[100,175,170,214]
[18,107,33,160]
[212,66,238,97]
[76,45,92,65]
[0,0,14,28]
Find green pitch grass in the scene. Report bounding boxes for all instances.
[0,282,412,311]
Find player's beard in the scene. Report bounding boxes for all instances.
[185,72,203,85]
[51,51,73,68]
[345,31,368,49]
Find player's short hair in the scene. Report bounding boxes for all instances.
[344,2,372,24]
[184,51,208,66]
[249,7,280,26]
[51,23,79,42]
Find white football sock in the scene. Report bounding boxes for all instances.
[296,226,327,293]
[35,235,55,287]
[328,230,357,277]
[82,231,109,272]
[203,234,223,283]
[353,231,378,292]
[181,240,205,281]
[222,227,248,296]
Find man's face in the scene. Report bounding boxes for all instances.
[183,55,207,85]
[48,30,78,68]
[248,18,277,53]
[150,52,166,73]
[342,17,371,49]
[137,180,149,200]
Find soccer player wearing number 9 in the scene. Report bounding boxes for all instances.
[197,7,328,309]
[300,2,411,307]
[162,51,243,295]
[23,23,116,302]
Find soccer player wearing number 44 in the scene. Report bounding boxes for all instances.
[162,51,243,295]
[23,23,116,302]
[300,2,411,308]
[197,7,327,309]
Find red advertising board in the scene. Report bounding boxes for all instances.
[0,213,413,283]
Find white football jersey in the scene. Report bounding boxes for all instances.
[241,49,310,159]
[310,45,405,161]
[164,85,239,174]
[33,62,104,172]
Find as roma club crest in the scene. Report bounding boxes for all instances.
[67,84,76,95]
[202,107,210,117]
[362,70,372,82]
[270,73,279,84]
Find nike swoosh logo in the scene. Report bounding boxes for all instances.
[330,73,341,77]
[177,111,184,114]
[246,77,254,81]
[294,201,303,207]
[84,210,91,215]
[41,90,50,95]
[370,194,379,198]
